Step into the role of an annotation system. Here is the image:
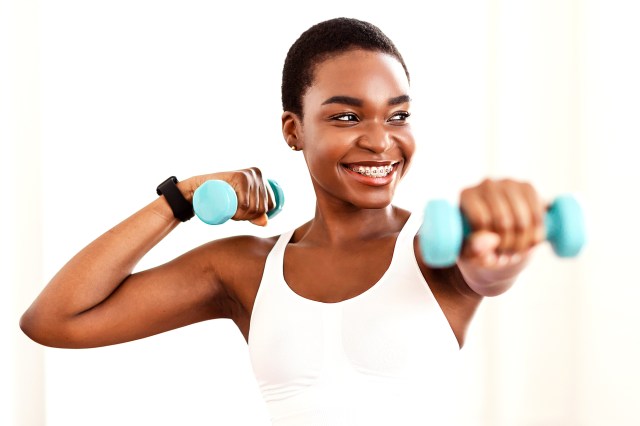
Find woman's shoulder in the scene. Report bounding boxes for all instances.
[198,233,281,265]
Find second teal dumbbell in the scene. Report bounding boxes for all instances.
[193,179,284,225]
[419,194,586,267]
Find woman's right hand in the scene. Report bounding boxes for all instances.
[184,167,276,227]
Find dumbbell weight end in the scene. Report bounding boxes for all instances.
[193,179,284,225]
[545,194,586,258]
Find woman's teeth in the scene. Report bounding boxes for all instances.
[349,164,394,178]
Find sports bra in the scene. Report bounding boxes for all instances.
[248,213,461,425]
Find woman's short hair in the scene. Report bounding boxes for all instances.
[281,17,410,118]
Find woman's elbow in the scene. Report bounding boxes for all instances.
[19,309,75,348]
[19,309,45,345]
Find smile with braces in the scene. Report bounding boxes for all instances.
[349,164,395,178]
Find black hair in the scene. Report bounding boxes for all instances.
[281,17,410,117]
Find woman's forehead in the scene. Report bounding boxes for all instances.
[305,50,410,106]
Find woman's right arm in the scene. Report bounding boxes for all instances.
[19,168,273,348]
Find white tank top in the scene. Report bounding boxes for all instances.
[248,213,461,425]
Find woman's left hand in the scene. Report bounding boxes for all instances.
[456,178,546,296]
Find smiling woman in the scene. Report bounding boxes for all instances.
[284,48,415,210]
[20,15,556,426]
[16,16,539,424]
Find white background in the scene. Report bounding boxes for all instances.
[2,0,640,425]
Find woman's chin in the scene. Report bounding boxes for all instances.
[349,194,395,210]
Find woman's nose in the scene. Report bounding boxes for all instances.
[356,121,393,153]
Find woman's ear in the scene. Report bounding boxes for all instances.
[281,111,303,151]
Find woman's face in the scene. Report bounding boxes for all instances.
[291,49,415,210]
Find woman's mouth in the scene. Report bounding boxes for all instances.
[341,162,400,185]
[348,164,395,178]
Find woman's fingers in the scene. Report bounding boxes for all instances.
[522,182,546,246]
[249,213,269,227]
[195,167,273,226]
[502,180,534,252]
[462,230,500,265]
[231,168,270,224]
[483,180,516,253]
[460,186,492,231]
[460,178,545,258]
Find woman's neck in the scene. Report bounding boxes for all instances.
[294,201,409,247]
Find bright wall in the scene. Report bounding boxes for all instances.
[3,0,639,425]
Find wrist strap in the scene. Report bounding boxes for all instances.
[156,176,194,222]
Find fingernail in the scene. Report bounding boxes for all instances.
[484,252,498,266]
[472,233,499,254]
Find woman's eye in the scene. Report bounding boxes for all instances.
[333,113,359,122]
[389,111,411,122]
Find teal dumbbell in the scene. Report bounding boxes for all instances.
[419,194,586,267]
[193,179,284,225]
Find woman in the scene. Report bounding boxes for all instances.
[21,17,544,424]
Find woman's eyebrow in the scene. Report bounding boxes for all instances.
[321,95,363,107]
[321,94,411,107]
[388,95,411,106]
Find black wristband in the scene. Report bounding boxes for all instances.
[156,176,194,222]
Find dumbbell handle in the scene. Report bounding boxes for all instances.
[193,179,284,225]
[419,194,586,267]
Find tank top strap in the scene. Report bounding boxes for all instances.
[273,228,295,257]
[259,228,295,292]
[383,210,422,275]
[396,210,423,251]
